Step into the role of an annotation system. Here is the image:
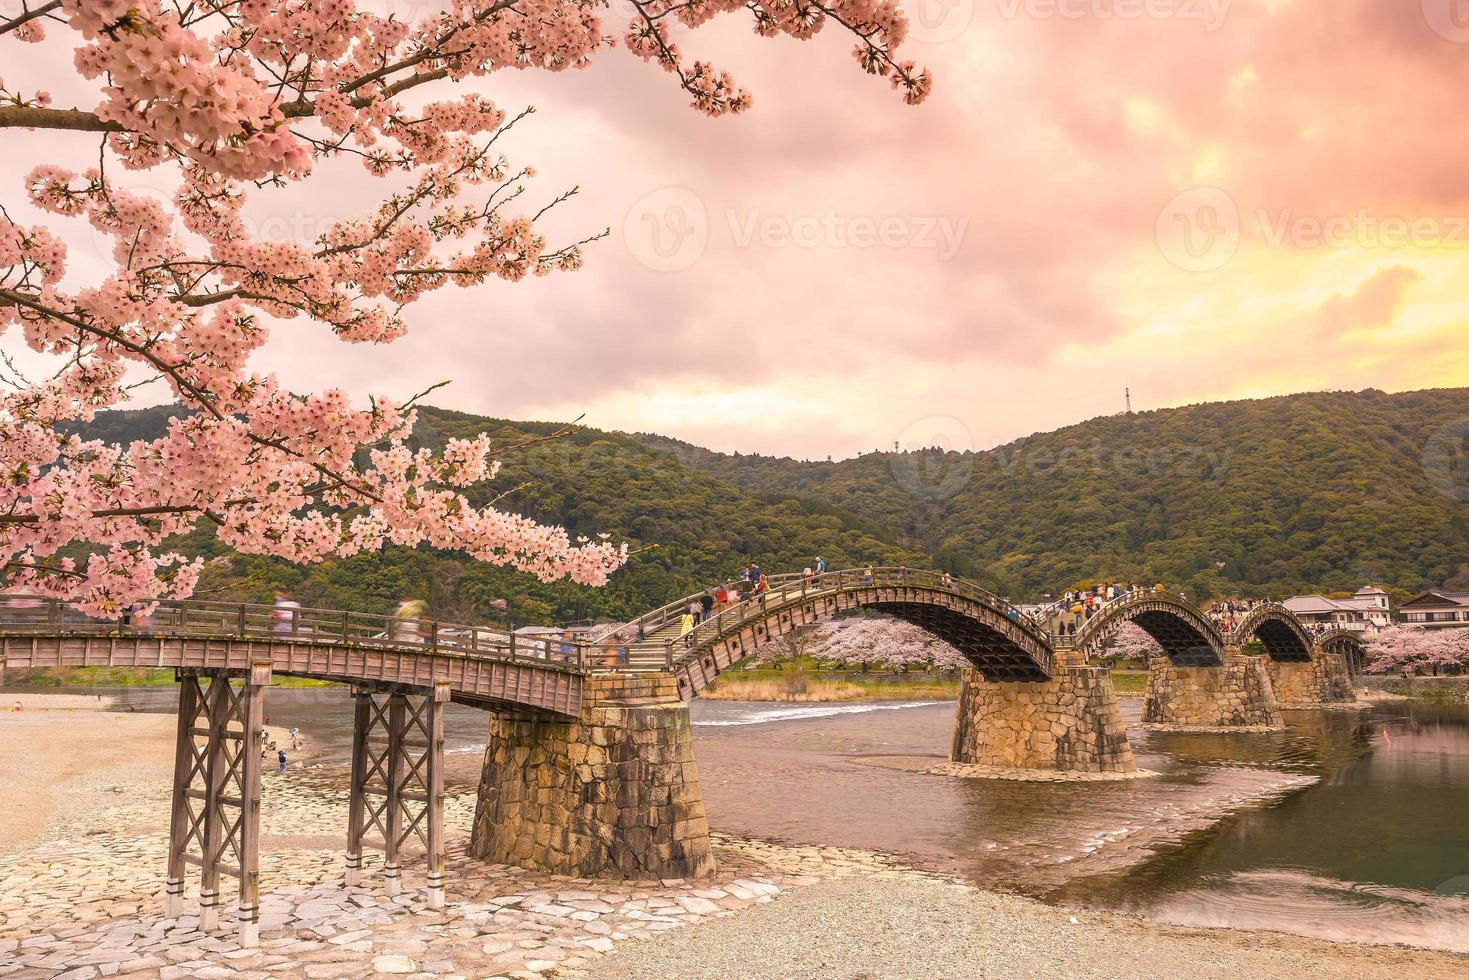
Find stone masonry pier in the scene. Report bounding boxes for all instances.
[1268,650,1356,706]
[470,674,715,880]
[950,666,1137,774]
[1143,652,1283,729]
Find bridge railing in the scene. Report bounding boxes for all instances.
[629,567,1049,673]
[1066,588,1217,653]
[0,595,590,671]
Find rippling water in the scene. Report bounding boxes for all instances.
[27,684,1469,952]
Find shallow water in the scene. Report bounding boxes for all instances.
[20,685,1469,952]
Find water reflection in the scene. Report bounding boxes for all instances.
[1056,701,1469,951]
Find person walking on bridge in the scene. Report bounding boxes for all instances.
[700,589,714,622]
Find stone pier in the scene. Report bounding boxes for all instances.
[950,666,1137,773]
[1268,650,1355,706]
[1143,652,1283,729]
[469,674,715,880]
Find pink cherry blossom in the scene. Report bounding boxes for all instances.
[0,1,927,615]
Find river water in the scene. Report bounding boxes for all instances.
[28,687,1469,953]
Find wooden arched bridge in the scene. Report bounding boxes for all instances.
[0,572,1362,946]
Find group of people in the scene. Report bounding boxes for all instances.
[1205,597,1266,634]
[1045,581,1159,634]
[675,557,833,638]
[260,722,301,774]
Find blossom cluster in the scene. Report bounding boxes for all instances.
[0,0,926,613]
[1364,625,1469,675]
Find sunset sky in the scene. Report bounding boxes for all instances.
[9,0,1469,459]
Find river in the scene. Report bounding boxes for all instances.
[23,686,1469,953]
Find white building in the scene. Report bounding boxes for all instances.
[1397,591,1469,629]
[1282,587,1392,631]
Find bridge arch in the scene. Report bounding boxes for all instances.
[1072,591,1226,667]
[613,568,1056,699]
[1230,604,1314,662]
[1315,627,1367,675]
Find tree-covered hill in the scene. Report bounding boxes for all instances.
[74,406,926,625]
[637,388,1469,601]
[73,387,1469,622]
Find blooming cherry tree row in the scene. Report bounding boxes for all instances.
[1364,625,1469,676]
[0,0,929,615]
[752,617,969,671]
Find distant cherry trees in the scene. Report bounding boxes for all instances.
[1092,621,1160,663]
[751,617,968,671]
[1365,626,1469,676]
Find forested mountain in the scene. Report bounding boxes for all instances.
[638,388,1469,601]
[74,406,925,625]
[73,387,1469,623]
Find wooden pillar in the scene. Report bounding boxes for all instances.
[165,674,202,920]
[425,681,447,910]
[198,672,229,933]
[345,688,371,887]
[164,666,267,947]
[383,691,407,898]
[236,662,268,947]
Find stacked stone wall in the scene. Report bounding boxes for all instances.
[950,667,1136,773]
[470,673,714,880]
[1143,656,1283,728]
[1268,652,1356,706]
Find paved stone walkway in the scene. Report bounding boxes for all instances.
[0,760,933,980]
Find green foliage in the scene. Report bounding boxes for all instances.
[640,388,1469,602]
[81,406,925,625]
[80,387,1469,620]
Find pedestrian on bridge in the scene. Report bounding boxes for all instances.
[700,589,714,621]
[816,557,827,574]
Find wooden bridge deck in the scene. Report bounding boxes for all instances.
[0,598,585,716]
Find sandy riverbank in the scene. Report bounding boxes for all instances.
[1,709,1466,979]
[0,707,318,851]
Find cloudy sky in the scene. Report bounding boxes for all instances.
[9,0,1469,459]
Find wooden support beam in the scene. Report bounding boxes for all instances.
[345,687,371,888]
[426,681,448,910]
[383,691,407,897]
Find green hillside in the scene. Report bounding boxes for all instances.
[70,387,1469,622]
[637,388,1469,601]
[73,406,925,626]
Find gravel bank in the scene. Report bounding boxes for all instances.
[585,876,1469,980]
